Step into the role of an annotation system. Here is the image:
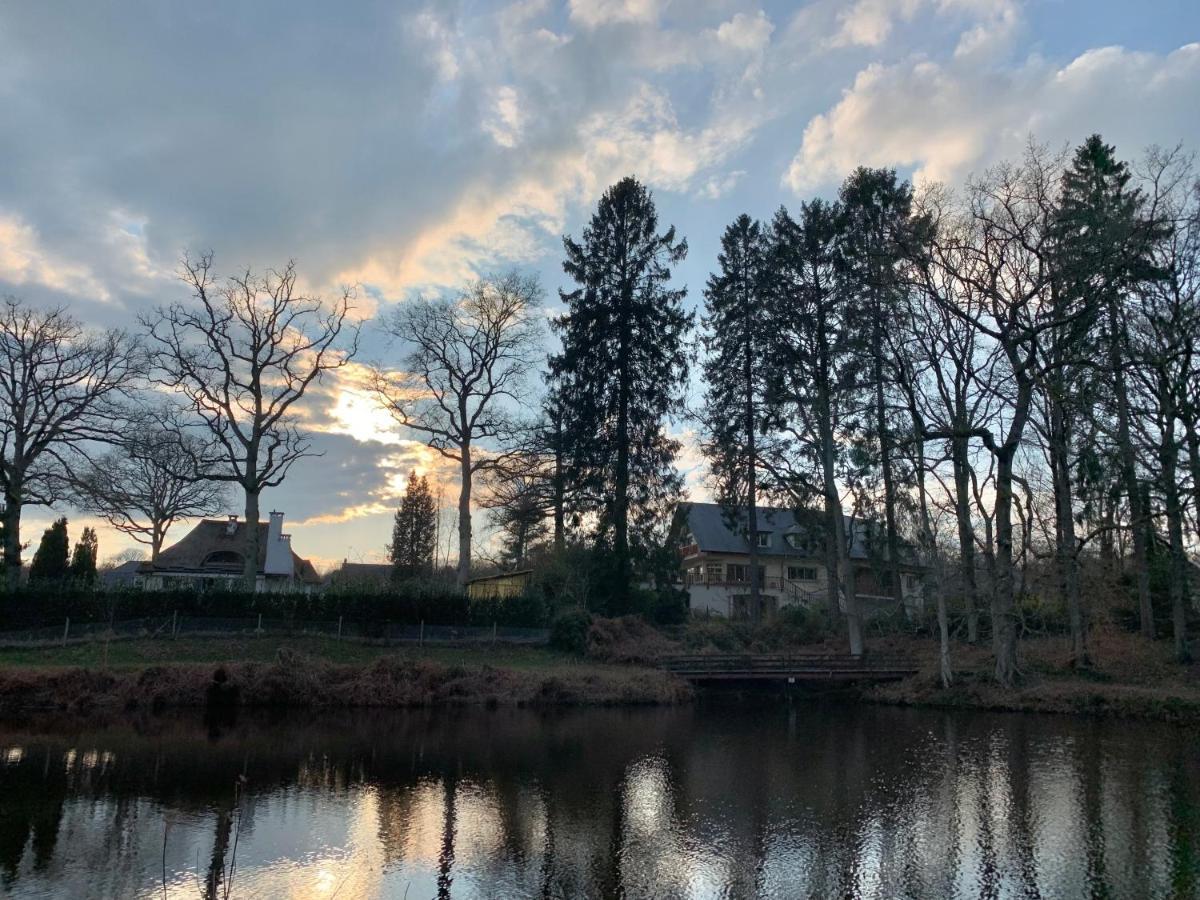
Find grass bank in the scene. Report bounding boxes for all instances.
[0,636,691,713]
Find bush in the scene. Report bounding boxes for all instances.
[776,603,827,643]
[549,606,591,655]
[0,582,551,631]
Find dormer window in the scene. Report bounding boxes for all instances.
[755,532,771,548]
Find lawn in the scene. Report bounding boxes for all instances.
[0,635,585,672]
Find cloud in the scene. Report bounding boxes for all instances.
[568,0,666,29]
[784,42,1200,193]
[0,212,112,301]
[830,0,924,48]
[483,85,527,148]
[827,0,1019,54]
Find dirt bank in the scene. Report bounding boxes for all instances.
[0,652,692,714]
[863,628,1200,723]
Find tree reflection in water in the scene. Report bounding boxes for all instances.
[0,703,1197,898]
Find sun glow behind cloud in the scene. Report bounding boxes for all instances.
[0,1,1196,566]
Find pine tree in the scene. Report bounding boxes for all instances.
[70,526,98,585]
[29,517,69,583]
[700,214,775,619]
[550,176,692,612]
[1052,134,1170,639]
[389,473,437,579]
[838,167,929,609]
[766,201,861,648]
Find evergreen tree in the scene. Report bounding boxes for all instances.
[766,201,858,643]
[550,176,692,612]
[29,517,69,582]
[70,526,98,585]
[700,214,775,619]
[1052,134,1170,639]
[838,167,929,608]
[389,472,437,578]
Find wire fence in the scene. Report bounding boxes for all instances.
[0,614,550,649]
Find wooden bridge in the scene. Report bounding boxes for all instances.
[658,653,919,684]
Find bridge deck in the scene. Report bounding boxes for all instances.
[659,653,918,683]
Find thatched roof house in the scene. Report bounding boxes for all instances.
[138,512,320,591]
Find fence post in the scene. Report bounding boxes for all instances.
[257,613,263,634]
[62,617,69,647]
[419,620,424,648]
[337,615,343,641]
[492,621,497,646]
[172,610,177,639]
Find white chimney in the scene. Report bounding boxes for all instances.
[225,515,238,536]
[264,510,293,576]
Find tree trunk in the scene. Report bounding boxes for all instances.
[1160,410,1190,662]
[817,389,845,632]
[839,505,864,656]
[1186,415,1200,558]
[2,488,21,588]
[992,446,1020,687]
[242,487,260,592]
[871,311,904,607]
[613,316,631,613]
[457,443,472,587]
[814,284,846,633]
[552,418,566,553]
[1048,395,1087,666]
[745,323,761,620]
[1108,302,1154,637]
[915,437,951,687]
[150,522,164,566]
[950,435,980,642]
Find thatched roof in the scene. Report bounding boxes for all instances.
[151,519,320,584]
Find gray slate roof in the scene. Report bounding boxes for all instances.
[681,502,912,563]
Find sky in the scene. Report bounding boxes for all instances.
[1,0,1198,572]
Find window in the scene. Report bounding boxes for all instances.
[904,573,920,591]
[755,532,771,548]
[705,562,723,582]
[202,550,244,570]
[728,564,766,583]
[787,566,818,582]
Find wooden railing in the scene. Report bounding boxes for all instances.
[658,653,919,682]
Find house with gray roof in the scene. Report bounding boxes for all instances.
[676,502,923,619]
[135,511,320,592]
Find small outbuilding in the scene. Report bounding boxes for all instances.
[466,569,533,600]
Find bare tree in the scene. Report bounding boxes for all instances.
[373,272,543,586]
[70,419,228,563]
[922,146,1078,686]
[0,298,140,586]
[143,254,358,590]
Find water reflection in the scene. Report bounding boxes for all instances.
[0,703,1197,898]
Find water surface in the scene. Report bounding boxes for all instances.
[1,702,1197,898]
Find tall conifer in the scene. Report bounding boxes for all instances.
[550,177,692,612]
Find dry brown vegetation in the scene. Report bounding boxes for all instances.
[866,625,1200,722]
[0,650,691,715]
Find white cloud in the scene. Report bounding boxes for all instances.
[0,211,111,301]
[482,85,526,148]
[695,169,746,199]
[713,10,774,54]
[830,0,923,48]
[784,42,1200,193]
[568,0,667,29]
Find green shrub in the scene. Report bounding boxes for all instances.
[549,606,592,655]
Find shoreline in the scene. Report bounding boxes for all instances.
[864,673,1200,724]
[0,654,693,714]
[1,627,1197,724]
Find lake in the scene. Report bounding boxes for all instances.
[0,701,1197,899]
